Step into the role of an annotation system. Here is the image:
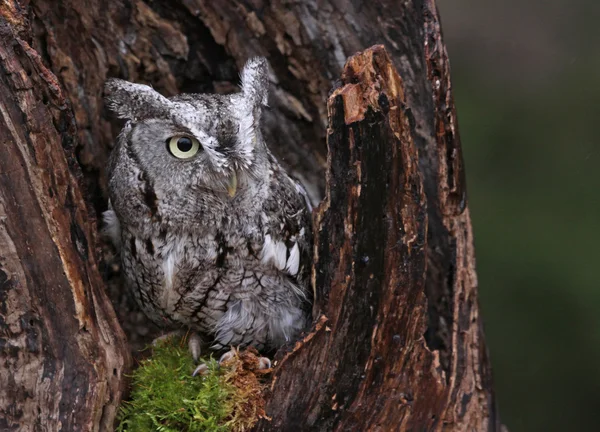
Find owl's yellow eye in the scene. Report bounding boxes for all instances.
[167,135,201,159]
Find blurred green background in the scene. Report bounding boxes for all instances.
[437,0,600,430]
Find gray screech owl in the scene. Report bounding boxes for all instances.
[103,58,313,358]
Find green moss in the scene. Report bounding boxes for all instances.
[117,338,263,432]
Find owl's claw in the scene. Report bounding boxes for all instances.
[192,347,272,376]
[219,347,271,370]
[218,348,237,365]
[257,356,271,370]
[152,330,203,364]
[192,363,210,377]
[192,347,234,377]
[188,333,202,362]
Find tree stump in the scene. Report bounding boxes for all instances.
[0,1,499,430]
[257,44,498,432]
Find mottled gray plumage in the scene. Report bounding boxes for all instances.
[103,58,312,353]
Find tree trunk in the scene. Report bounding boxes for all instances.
[0,1,499,431]
[0,7,131,431]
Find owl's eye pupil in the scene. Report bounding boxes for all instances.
[177,137,193,152]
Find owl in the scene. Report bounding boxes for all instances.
[102,58,313,367]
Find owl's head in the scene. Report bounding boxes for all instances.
[104,57,270,206]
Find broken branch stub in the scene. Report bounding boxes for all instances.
[256,45,452,431]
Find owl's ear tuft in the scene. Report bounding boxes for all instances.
[104,78,172,121]
[240,57,269,109]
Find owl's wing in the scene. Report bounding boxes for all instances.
[260,171,313,295]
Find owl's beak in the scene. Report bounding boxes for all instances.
[227,172,237,197]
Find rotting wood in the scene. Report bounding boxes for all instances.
[255,45,498,432]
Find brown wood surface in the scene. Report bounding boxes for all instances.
[0,1,499,430]
[0,6,130,431]
[256,44,498,432]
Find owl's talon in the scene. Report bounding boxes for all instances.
[218,348,237,365]
[188,333,202,362]
[257,356,271,370]
[192,363,209,377]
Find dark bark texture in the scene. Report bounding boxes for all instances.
[0,0,499,430]
[258,45,497,431]
[0,5,131,431]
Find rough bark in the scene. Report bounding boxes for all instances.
[0,0,498,431]
[0,6,130,432]
[257,44,497,431]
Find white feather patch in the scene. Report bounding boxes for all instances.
[285,243,300,276]
[261,234,287,270]
[160,237,187,313]
[163,253,176,291]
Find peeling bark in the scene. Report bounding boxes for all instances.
[0,1,498,430]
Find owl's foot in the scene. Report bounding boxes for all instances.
[191,348,235,376]
[218,347,237,365]
[219,347,271,370]
[192,347,271,376]
[152,330,203,362]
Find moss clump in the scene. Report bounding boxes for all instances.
[117,337,268,432]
